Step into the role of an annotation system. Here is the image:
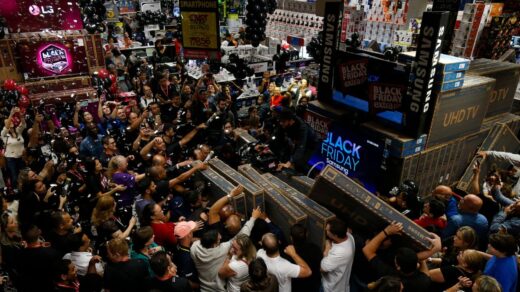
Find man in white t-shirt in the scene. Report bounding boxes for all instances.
[256,233,311,292]
[320,219,355,292]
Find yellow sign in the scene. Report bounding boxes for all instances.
[181,11,219,50]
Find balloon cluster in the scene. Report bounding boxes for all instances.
[160,0,174,11]
[345,33,361,49]
[266,0,277,14]
[172,16,182,39]
[272,51,290,73]
[0,17,6,39]
[0,79,30,113]
[383,46,403,62]
[225,54,254,80]
[245,0,269,47]
[92,69,118,97]
[136,11,169,27]
[79,0,107,34]
[306,32,322,60]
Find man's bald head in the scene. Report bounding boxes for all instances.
[152,155,166,167]
[432,185,453,201]
[261,233,279,256]
[460,194,483,214]
[225,214,241,236]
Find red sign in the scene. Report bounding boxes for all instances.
[303,110,332,140]
[183,49,221,60]
[338,59,368,91]
[369,83,407,113]
[0,0,83,33]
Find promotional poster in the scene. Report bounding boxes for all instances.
[179,0,221,59]
[0,0,83,33]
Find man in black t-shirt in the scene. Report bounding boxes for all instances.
[104,238,148,292]
[17,225,61,292]
[290,224,322,292]
[148,251,192,292]
[46,210,79,256]
[362,222,441,292]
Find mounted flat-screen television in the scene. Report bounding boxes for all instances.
[17,39,89,80]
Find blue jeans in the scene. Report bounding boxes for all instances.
[6,157,24,188]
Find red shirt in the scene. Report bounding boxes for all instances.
[271,95,284,107]
[414,216,447,230]
[151,222,177,248]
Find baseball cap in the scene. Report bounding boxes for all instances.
[174,221,197,239]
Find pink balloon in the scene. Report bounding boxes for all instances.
[109,74,117,84]
[18,95,31,108]
[17,85,29,95]
[98,68,110,79]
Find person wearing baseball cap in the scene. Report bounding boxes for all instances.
[174,221,201,290]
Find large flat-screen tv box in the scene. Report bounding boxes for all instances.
[309,165,433,251]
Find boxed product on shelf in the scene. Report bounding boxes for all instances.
[486,3,504,24]
[399,52,470,73]
[452,2,491,58]
[436,71,466,83]
[340,6,366,43]
[467,58,520,118]
[23,76,92,95]
[393,30,413,47]
[266,9,323,42]
[426,75,495,148]
[435,79,465,92]
[475,14,517,59]
[361,121,427,158]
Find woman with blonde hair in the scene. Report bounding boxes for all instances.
[445,275,502,292]
[430,226,478,267]
[427,249,485,291]
[91,195,136,245]
[219,234,257,292]
[473,276,502,292]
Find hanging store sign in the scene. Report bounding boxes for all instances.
[180,0,220,60]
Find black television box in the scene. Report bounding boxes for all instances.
[208,158,265,216]
[309,165,433,250]
[194,162,248,217]
[263,173,335,249]
[238,164,307,241]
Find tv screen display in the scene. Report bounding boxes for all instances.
[332,51,410,126]
[0,0,83,33]
[307,122,385,193]
[17,39,90,80]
